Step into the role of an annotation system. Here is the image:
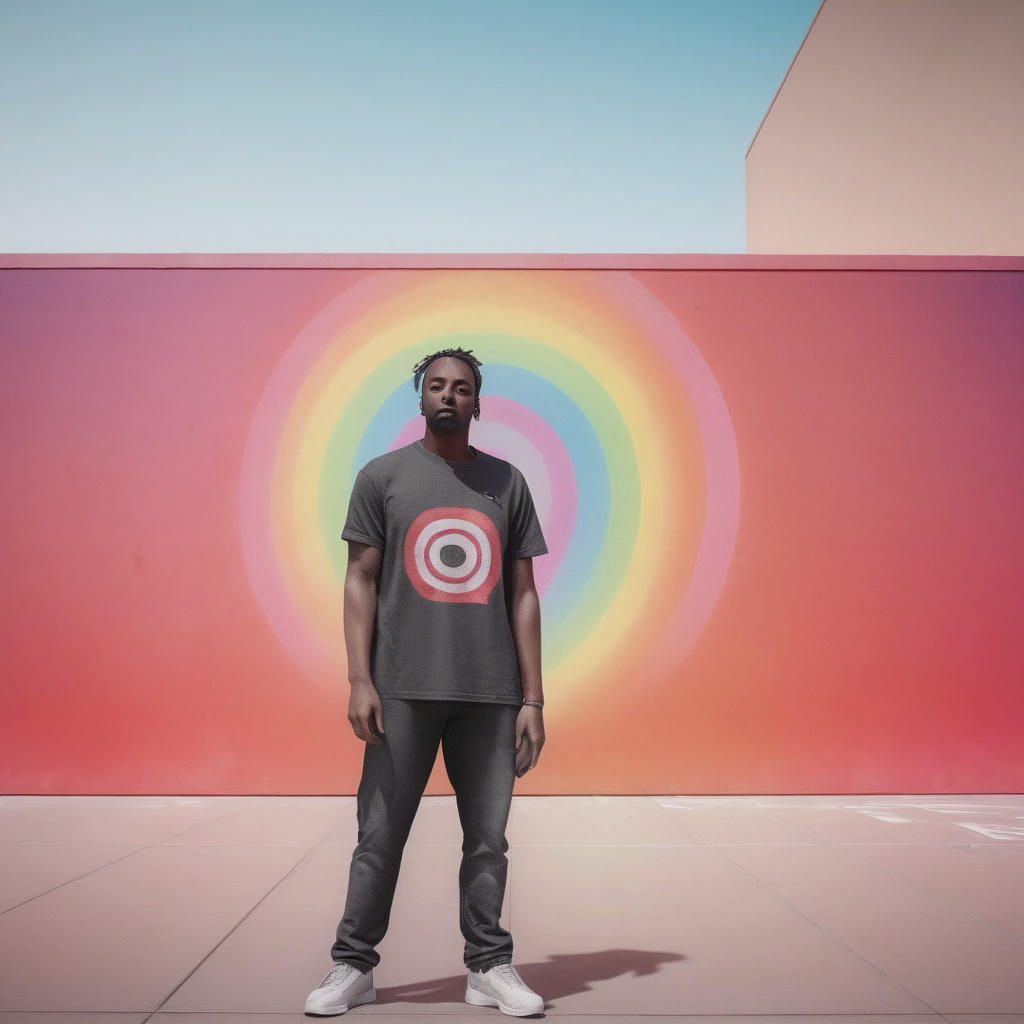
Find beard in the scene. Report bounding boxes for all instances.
[424,408,467,433]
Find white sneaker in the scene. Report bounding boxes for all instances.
[304,962,376,1015]
[466,963,544,1016]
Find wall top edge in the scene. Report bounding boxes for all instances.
[1,253,1022,271]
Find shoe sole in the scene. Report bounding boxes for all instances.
[305,987,376,1016]
[466,982,543,1017]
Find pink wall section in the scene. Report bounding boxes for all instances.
[2,257,1022,794]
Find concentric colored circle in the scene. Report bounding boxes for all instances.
[404,506,500,604]
[238,269,739,709]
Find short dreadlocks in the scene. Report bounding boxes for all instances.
[411,347,483,420]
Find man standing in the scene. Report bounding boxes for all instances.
[306,348,547,1017]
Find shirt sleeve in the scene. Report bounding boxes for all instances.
[508,469,548,558]
[341,469,385,548]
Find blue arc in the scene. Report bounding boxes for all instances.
[348,364,609,627]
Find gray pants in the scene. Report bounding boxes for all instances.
[331,697,519,973]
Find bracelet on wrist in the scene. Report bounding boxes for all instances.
[522,699,544,709]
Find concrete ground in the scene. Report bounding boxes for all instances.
[0,794,1022,1023]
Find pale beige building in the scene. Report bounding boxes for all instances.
[746,0,1024,254]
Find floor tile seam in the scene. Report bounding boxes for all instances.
[514,1015,954,1019]
[0,1017,964,1022]
[834,842,1024,945]
[745,804,836,846]
[644,794,711,844]
[2,840,327,848]
[709,844,941,1015]
[153,841,323,848]
[0,839,806,848]
[147,802,280,845]
[4,802,278,851]
[508,841,780,848]
[2,839,1016,849]
[496,841,1014,848]
[648,796,756,843]
[140,841,322,1022]
[753,804,1024,814]
[0,842,152,916]
[0,1017,150,1022]
[743,796,1024,803]
[274,1013,959,1019]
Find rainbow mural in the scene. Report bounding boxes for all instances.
[239,271,739,711]
[4,258,1023,794]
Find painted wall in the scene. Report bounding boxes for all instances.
[746,0,1024,254]
[2,258,1022,794]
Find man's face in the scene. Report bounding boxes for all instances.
[421,356,477,434]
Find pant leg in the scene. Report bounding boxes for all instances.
[331,698,448,971]
[441,700,519,972]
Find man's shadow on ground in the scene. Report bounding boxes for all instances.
[376,948,685,1010]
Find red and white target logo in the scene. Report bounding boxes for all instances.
[403,506,502,605]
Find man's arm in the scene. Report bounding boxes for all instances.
[510,556,545,776]
[344,540,385,745]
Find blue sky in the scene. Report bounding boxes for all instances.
[1,0,818,253]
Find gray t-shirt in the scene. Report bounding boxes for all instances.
[342,440,548,704]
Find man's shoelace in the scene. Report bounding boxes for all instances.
[320,963,359,989]
[490,964,525,987]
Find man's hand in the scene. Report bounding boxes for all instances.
[348,679,385,745]
[514,705,545,777]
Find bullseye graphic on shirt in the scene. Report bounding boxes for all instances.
[404,506,502,604]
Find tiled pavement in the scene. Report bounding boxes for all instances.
[0,794,1022,1023]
